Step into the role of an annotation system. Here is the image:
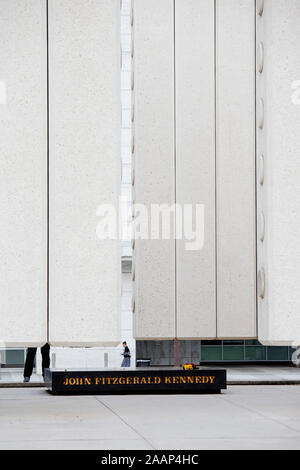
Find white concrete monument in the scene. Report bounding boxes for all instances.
[176,0,216,339]
[0,0,121,347]
[132,0,258,341]
[0,0,47,347]
[256,0,300,345]
[132,0,300,345]
[1,0,300,348]
[132,0,176,340]
[48,0,121,347]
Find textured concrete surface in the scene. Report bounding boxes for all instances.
[0,385,300,450]
[257,0,300,345]
[0,0,47,347]
[133,0,176,340]
[216,0,257,339]
[176,0,216,339]
[48,0,121,346]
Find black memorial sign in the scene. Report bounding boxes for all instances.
[45,368,227,395]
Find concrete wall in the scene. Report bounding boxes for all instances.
[216,0,257,339]
[0,0,121,348]
[132,0,257,340]
[0,0,47,347]
[2,0,300,349]
[48,0,121,347]
[46,265,135,372]
[176,0,216,339]
[132,0,176,340]
[256,0,300,346]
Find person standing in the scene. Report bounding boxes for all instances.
[121,341,131,367]
[23,343,50,383]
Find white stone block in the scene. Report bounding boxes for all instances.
[48,0,121,347]
[0,0,47,347]
[132,0,176,340]
[257,0,300,345]
[216,0,257,338]
[175,0,216,339]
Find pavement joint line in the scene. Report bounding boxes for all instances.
[0,438,146,444]
[146,436,300,441]
[1,381,300,388]
[94,396,156,450]
[0,436,298,442]
[219,393,300,436]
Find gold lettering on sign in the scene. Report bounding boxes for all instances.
[63,377,92,386]
[63,374,218,387]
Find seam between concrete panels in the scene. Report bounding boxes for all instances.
[214,0,218,339]
[174,0,178,339]
[254,0,259,338]
[95,397,155,449]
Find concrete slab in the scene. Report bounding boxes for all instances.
[0,395,140,444]
[0,439,152,451]
[99,392,299,441]
[151,437,300,451]
[0,386,299,450]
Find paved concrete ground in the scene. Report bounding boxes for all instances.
[0,385,300,450]
[1,366,300,386]
[223,365,300,384]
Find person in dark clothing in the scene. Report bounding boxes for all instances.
[23,343,50,383]
[121,341,131,367]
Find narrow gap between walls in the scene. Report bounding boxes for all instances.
[214,0,218,340]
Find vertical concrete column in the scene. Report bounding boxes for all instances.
[175,0,216,339]
[0,0,47,346]
[216,0,257,339]
[48,0,121,346]
[257,0,300,345]
[132,0,176,339]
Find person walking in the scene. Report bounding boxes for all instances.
[121,341,131,367]
[23,343,50,383]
